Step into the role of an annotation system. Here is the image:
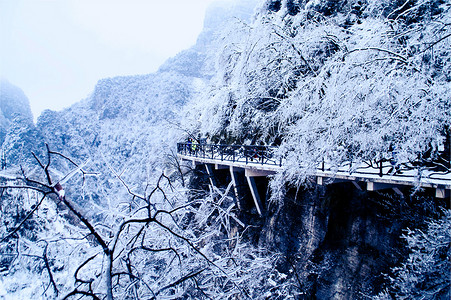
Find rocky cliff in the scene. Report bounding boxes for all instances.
[188,163,449,299]
[0,80,44,165]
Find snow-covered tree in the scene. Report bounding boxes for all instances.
[377,209,451,299]
[185,0,451,191]
[0,146,279,299]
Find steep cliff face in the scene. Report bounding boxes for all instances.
[0,80,44,165]
[158,0,259,79]
[271,185,447,298]
[0,80,34,144]
[0,80,33,119]
[194,164,448,298]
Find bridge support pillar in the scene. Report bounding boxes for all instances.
[367,182,405,197]
[205,164,217,187]
[367,182,393,192]
[246,176,263,216]
[436,188,450,199]
[229,166,241,210]
[230,166,250,210]
[392,187,404,197]
[352,181,363,191]
[188,160,200,169]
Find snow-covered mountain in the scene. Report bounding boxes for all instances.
[0,80,45,165]
[24,0,259,207]
[1,0,449,299]
[0,80,33,138]
[1,3,267,299]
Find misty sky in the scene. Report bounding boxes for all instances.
[0,0,232,119]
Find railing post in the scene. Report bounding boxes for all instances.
[246,146,248,164]
[379,160,383,177]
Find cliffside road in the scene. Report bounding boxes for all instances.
[177,143,451,200]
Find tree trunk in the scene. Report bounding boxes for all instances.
[106,253,113,300]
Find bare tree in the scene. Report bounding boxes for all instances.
[0,145,277,299]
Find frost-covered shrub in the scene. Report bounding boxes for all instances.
[377,209,451,299]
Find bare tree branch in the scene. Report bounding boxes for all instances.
[42,243,59,297]
[1,192,49,243]
[422,33,451,53]
[74,254,98,285]
[2,144,268,299]
[152,268,205,299]
[345,47,407,62]
[63,289,101,300]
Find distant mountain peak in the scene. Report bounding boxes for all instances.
[0,80,34,145]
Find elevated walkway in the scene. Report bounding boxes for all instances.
[177,143,451,215]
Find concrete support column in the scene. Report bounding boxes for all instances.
[246,175,263,216]
[367,182,392,191]
[205,164,216,187]
[436,188,450,199]
[367,182,404,197]
[229,166,242,210]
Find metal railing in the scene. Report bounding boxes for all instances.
[177,143,282,167]
[177,142,450,179]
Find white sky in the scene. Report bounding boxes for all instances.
[0,0,232,119]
